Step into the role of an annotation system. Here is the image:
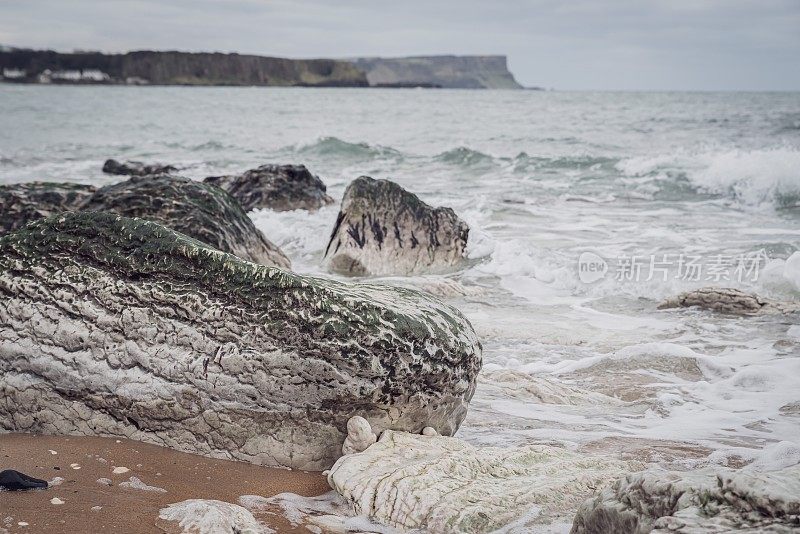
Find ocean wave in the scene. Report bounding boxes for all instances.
[513,152,616,173]
[434,146,495,167]
[293,136,403,160]
[617,147,800,207]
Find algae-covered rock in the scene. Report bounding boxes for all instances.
[0,181,96,233]
[571,465,800,533]
[328,430,632,533]
[658,287,799,315]
[204,164,334,212]
[102,159,177,176]
[323,177,469,276]
[82,175,290,268]
[0,212,481,469]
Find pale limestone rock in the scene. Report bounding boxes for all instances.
[327,430,633,533]
[341,416,377,456]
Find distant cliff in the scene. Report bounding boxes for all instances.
[350,55,522,89]
[0,49,368,87]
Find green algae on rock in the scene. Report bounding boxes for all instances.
[82,174,290,268]
[0,212,481,470]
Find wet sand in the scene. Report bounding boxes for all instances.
[0,433,330,533]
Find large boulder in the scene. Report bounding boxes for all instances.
[328,429,632,533]
[571,465,800,533]
[82,175,290,269]
[0,182,96,234]
[658,287,799,315]
[102,159,177,176]
[204,164,334,212]
[0,213,481,470]
[323,177,469,276]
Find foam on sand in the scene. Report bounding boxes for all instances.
[159,499,274,534]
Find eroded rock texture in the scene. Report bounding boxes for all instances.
[204,164,334,212]
[323,177,469,276]
[328,430,632,533]
[0,182,96,233]
[83,175,290,269]
[102,159,177,176]
[658,287,799,315]
[0,213,481,470]
[571,465,800,533]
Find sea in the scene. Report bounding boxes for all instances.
[2,85,800,518]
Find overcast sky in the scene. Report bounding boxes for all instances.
[2,0,798,90]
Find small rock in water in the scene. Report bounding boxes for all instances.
[204,163,334,212]
[0,469,48,491]
[323,176,469,276]
[50,497,64,505]
[112,466,130,474]
[96,478,112,486]
[102,159,177,176]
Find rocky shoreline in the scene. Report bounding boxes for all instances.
[1,159,798,533]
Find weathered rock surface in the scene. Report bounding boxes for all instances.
[0,181,96,233]
[658,287,799,315]
[82,175,290,268]
[204,164,334,212]
[323,177,469,276]
[328,430,633,533]
[571,465,800,533]
[102,159,177,176]
[0,212,481,470]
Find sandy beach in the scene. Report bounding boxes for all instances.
[0,433,330,533]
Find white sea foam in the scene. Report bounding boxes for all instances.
[617,146,800,207]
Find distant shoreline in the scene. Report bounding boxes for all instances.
[0,48,526,89]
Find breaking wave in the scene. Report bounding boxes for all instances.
[617,147,800,208]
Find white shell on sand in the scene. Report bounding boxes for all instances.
[112,466,130,474]
[50,498,65,505]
